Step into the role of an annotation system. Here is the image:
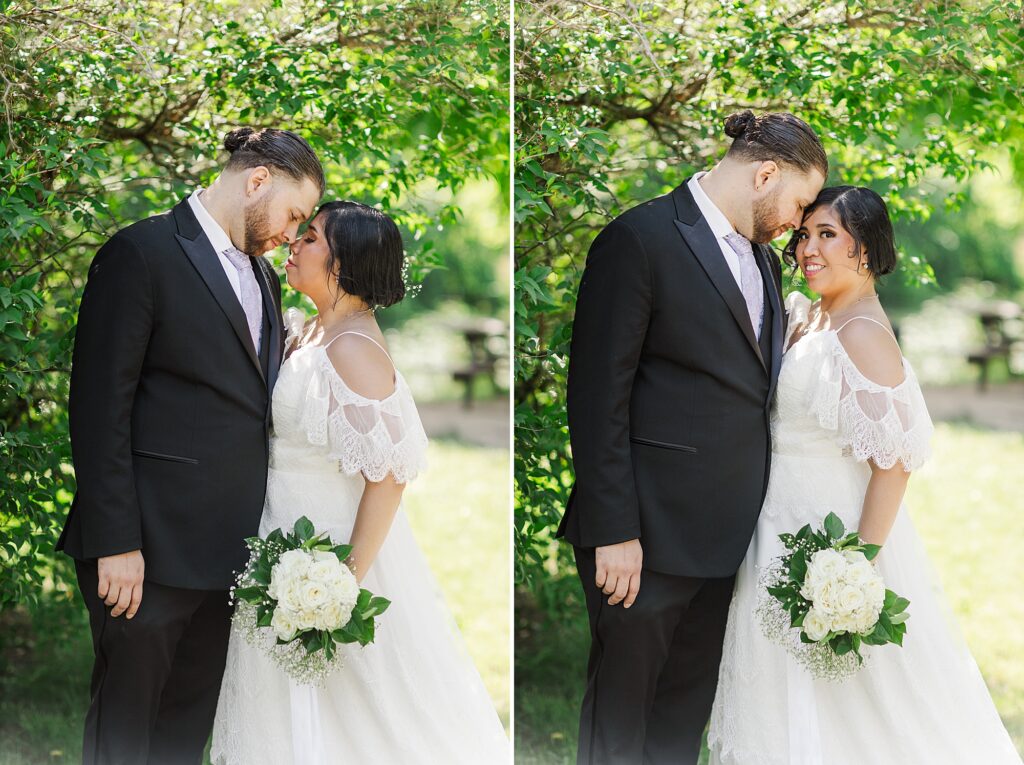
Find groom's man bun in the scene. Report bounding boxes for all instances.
[223,127,326,195]
[723,110,828,178]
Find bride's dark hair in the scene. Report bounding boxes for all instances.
[317,201,406,309]
[781,186,897,276]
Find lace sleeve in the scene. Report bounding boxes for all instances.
[783,291,812,349]
[297,349,428,483]
[283,307,307,353]
[806,333,933,471]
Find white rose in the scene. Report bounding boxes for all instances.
[271,606,300,641]
[855,608,879,635]
[812,580,841,615]
[808,549,847,580]
[803,608,831,642]
[295,608,320,631]
[844,560,876,588]
[309,556,345,584]
[299,580,331,610]
[315,601,346,631]
[837,584,866,614]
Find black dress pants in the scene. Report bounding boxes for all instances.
[75,560,232,765]
[574,546,735,765]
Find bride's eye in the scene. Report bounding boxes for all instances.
[795,231,808,241]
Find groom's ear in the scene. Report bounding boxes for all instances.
[753,161,780,193]
[244,165,273,197]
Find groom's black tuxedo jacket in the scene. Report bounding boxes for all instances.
[559,179,786,578]
[58,198,285,590]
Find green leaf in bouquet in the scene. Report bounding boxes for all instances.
[332,544,353,561]
[877,611,894,641]
[778,532,796,549]
[300,631,323,654]
[890,596,910,614]
[233,585,264,603]
[357,618,376,646]
[891,622,907,646]
[356,589,372,610]
[790,550,807,582]
[860,544,882,561]
[883,589,899,610]
[824,512,845,540]
[244,535,262,548]
[363,595,392,618]
[795,524,812,541]
[799,631,817,644]
[251,561,272,586]
[293,516,315,542]
[767,585,793,601]
[890,611,910,625]
[256,606,274,628]
[833,634,854,655]
[266,528,287,547]
[839,532,860,548]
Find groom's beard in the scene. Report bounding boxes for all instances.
[750,187,783,244]
[242,195,274,256]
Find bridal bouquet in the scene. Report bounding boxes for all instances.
[757,512,910,680]
[231,516,391,684]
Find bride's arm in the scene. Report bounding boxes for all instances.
[837,319,914,548]
[346,477,406,583]
[858,462,911,547]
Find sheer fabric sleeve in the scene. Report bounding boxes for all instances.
[283,307,307,354]
[297,349,428,483]
[783,291,812,350]
[805,332,933,472]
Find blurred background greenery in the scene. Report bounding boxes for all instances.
[514,0,1024,761]
[0,0,510,760]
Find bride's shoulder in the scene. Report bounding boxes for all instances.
[323,331,398,401]
[834,316,905,388]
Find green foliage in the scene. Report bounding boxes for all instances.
[514,0,1024,597]
[0,0,509,608]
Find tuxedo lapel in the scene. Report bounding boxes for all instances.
[171,199,266,386]
[754,243,785,400]
[670,182,765,370]
[253,256,283,392]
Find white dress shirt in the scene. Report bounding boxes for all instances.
[687,172,744,291]
[187,188,243,304]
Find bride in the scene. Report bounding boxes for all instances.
[210,201,509,764]
[706,186,1021,764]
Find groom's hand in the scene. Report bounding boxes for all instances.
[97,550,145,619]
[595,539,643,608]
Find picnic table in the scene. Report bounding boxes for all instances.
[966,300,1022,391]
[449,317,508,408]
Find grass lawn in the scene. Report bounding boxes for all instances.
[0,439,510,764]
[514,422,1024,763]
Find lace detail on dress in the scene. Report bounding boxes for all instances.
[805,332,933,472]
[296,347,428,483]
[283,307,306,353]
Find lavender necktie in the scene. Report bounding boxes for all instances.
[724,232,764,340]
[223,247,263,353]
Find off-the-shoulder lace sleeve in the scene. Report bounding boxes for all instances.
[784,291,812,349]
[805,333,933,471]
[297,348,429,483]
[283,307,307,352]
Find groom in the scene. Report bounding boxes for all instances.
[559,111,827,764]
[57,128,324,764]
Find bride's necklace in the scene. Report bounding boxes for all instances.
[316,306,375,334]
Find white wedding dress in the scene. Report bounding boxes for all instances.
[211,309,509,765]
[707,292,1021,765]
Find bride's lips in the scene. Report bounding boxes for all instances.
[802,262,825,279]
[285,257,297,269]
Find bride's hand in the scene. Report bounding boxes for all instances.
[595,539,643,608]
